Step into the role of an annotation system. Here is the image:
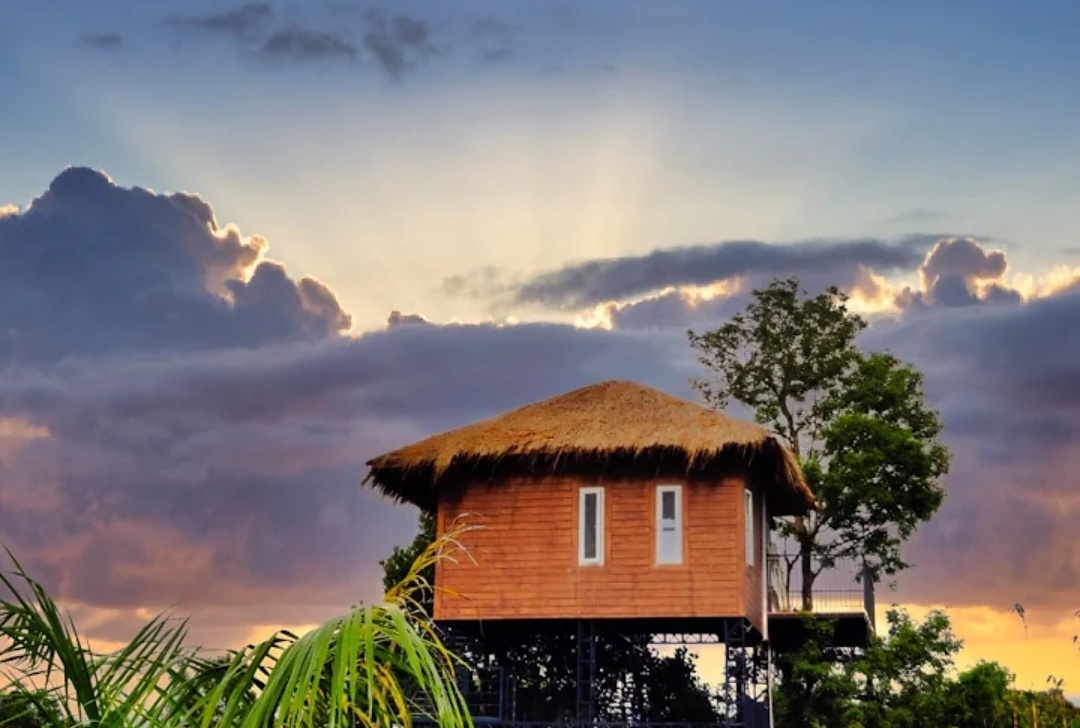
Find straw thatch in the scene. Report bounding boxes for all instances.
[364,380,815,516]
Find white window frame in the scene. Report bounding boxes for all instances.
[761,497,770,639]
[745,488,755,567]
[578,486,605,566]
[655,484,684,565]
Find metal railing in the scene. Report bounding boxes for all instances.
[766,553,875,625]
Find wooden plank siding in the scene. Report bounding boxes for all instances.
[433,474,760,623]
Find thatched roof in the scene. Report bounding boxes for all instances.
[364,380,814,516]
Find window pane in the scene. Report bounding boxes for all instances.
[657,487,682,565]
[661,490,676,521]
[583,493,597,559]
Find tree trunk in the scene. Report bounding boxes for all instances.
[799,541,814,611]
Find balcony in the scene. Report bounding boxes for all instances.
[766,553,876,650]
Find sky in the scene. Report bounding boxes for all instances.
[2,0,1080,698]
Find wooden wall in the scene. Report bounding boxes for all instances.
[434,473,761,624]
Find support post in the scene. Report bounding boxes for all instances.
[724,619,748,727]
[766,642,775,728]
[575,619,597,723]
[862,563,877,632]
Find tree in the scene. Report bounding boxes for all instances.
[848,608,962,728]
[381,510,436,616]
[772,615,861,728]
[947,661,1013,728]
[0,691,65,728]
[775,608,962,728]
[641,647,720,722]
[775,606,1080,728]
[688,277,950,608]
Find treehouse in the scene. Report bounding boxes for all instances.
[365,380,874,726]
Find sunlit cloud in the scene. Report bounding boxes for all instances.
[1009,265,1080,300]
[572,277,747,330]
[0,416,50,465]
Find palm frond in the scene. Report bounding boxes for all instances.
[1,519,479,728]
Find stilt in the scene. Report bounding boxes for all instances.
[723,619,750,727]
[576,619,597,722]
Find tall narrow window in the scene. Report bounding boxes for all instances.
[579,487,604,566]
[656,485,683,565]
[745,488,755,566]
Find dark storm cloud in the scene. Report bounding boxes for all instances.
[859,289,1080,615]
[0,167,349,363]
[451,235,940,310]
[0,320,689,617]
[4,166,1080,643]
[261,25,357,60]
[0,167,366,632]
[79,32,122,50]
[0,171,692,644]
[167,3,273,37]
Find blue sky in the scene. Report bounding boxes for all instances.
[4,0,1080,695]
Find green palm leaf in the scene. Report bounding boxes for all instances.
[1,520,479,728]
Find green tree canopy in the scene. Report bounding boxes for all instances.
[774,607,1080,728]
[688,277,950,606]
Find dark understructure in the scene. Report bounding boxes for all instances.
[428,603,871,728]
[445,617,772,728]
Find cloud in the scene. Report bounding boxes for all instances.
[4,168,1080,655]
[261,25,358,61]
[167,3,273,37]
[857,292,1080,617]
[0,167,696,647]
[360,9,434,79]
[168,3,358,64]
[453,235,939,311]
[0,322,689,626]
[895,237,1022,310]
[0,167,349,363]
[387,310,431,328]
[601,263,896,332]
[79,33,123,51]
[166,5,513,77]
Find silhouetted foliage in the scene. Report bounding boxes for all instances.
[774,608,1080,728]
